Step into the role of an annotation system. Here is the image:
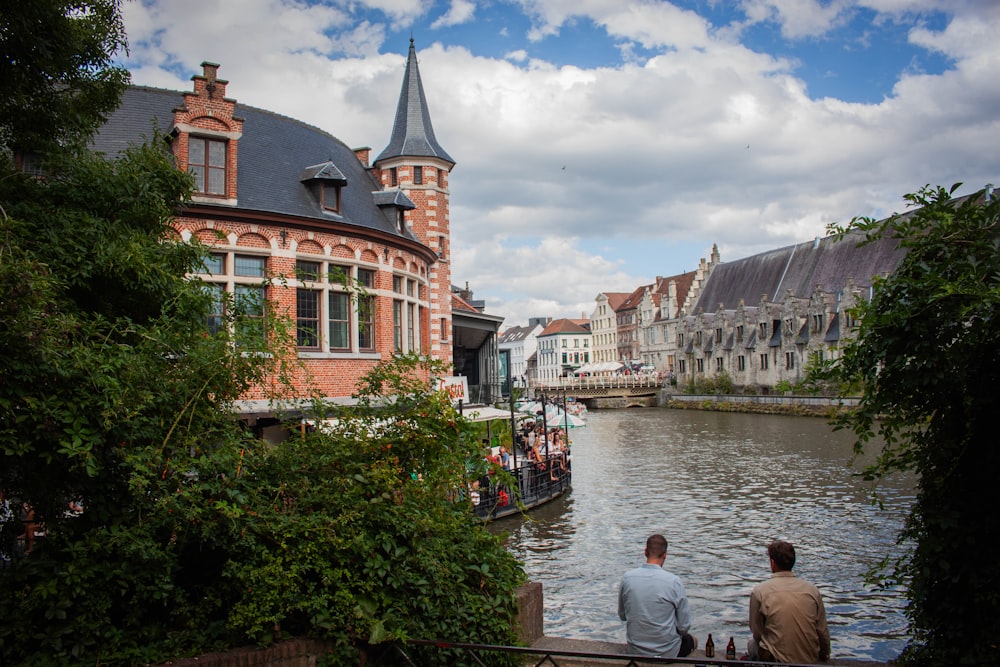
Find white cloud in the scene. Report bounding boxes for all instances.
[118,0,1000,327]
[737,0,853,39]
[431,0,476,28]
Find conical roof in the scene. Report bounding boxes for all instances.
[375,38,454,166]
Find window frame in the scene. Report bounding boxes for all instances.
[188,136,227,196]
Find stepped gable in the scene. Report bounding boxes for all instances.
[92,86,408,240]
[692,231,905,312]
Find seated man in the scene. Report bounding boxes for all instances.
[747,540,831,663]
[618,534,697,658]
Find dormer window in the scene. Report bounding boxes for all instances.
[189,136,227,195]
[373,188,416,235]
[301,161,348,215]
[322,182,341,213]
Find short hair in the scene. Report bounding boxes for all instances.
[645,534,668,559]
[768,540,796,571]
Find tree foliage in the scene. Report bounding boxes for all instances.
[827,184,1000,666]
[0,0,129,155]
[0,4,525,663]
[0,145,524,665]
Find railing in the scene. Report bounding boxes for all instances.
[473,458,571,520]
[364,639,826,667]
[531,375,665,391]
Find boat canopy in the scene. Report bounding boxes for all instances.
[574,361,624,374]
[462,405,527,422]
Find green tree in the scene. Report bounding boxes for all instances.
[0,0,129,155]
[0,138,291,665]
[0,145,524,666]
[827,184,1000,666]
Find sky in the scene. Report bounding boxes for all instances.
[118,0,1000,328]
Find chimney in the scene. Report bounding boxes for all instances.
[354,147,371,167]
[193,61,227,99]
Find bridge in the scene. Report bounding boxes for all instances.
[530,376,665,407]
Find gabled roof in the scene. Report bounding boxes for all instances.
[372,189,416,209]
[692,231,905,313]
[539,318,590,336]
[300,161,347,184]
[375,39,454,166]
[499,325,539,344]
[617,285,647,312]
[598,292,631,310]
[654,270,697,320]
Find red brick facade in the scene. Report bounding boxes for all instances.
[158,62,451,409]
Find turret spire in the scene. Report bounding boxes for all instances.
[375,38,454,165]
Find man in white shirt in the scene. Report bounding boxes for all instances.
[618,534,696,658]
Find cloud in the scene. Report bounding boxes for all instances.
[118,0,1000,328]
[431,0,476,28]
[737,0,853,39]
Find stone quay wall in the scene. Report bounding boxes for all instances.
[660,392,860,417]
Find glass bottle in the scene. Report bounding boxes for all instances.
[726,636,737,660]
[705,633,715,658]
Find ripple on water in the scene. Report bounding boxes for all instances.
[490,409,914,662]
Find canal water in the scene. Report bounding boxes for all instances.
[489,408,915,663]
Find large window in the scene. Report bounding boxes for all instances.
[297,289,320,348]
[188,136,226,195]
[289,261,385,353]
[204,283,225,335]
[329,292,350,350]
[393,300,403,351]
[199,252,267,342]
[358,295,374,350]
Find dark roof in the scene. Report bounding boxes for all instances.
[375,39,454,165]
[91,86,418,241]
[499,325,537,344]
[693,231,905,313]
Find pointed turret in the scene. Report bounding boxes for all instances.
[376,38,455,367]
[376,38,454,165]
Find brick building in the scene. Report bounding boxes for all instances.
[92,40,457,424]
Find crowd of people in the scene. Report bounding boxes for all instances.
[470,418,572,517]
[618,535,830,664]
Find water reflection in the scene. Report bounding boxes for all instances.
[489,409,914,662]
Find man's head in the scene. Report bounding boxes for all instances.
[645,534,668,562]
[767,540,796,571]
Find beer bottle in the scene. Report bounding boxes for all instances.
[704,633,715,658]
[726,636,737,660]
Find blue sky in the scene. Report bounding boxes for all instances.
[120,0,999,327]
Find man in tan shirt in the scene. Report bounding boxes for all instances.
[747,540,831,663]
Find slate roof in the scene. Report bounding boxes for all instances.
[499,325,537,344]
[375,39,454,165]
[692,230,905,313]
[91,86,419,242]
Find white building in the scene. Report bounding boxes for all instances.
[534,318,591,383]
[498,321,544,388]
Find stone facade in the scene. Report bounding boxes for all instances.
[650,233,903,390]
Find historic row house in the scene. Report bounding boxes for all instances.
[91,40,456,417]
[666,232,904,390]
